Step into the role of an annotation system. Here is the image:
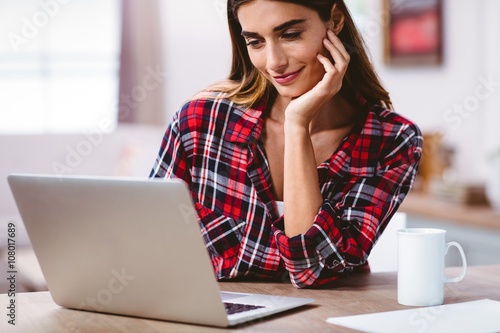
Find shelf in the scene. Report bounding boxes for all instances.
[400,192,500,231]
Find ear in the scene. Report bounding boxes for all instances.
[328,4,345,35]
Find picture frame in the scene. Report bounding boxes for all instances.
[383,0,443,66]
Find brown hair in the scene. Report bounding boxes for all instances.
[210,0,392,109]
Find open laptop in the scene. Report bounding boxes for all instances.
[8,174,313,327]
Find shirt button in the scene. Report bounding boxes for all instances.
[332,260,340,266]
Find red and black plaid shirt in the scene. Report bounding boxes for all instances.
[150,92,422,288]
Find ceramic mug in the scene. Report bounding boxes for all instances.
[397,228,467,306]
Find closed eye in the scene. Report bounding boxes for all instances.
[282,31,302,40]
[245,38,264,48]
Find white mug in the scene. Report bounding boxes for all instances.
[397,228,467,306]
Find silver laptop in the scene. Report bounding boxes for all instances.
[8,174,313,327]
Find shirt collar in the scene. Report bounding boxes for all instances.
[223,95,383,178]
[223,99,266,144]
[325,95,382,178]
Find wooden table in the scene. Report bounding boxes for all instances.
[2,265,499,333]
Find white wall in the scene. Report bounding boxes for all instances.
[363,0,500,183]
[160,0,500,182]
[481,0,500,179]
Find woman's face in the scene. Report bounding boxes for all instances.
[237,1,331,99]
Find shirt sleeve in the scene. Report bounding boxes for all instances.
[149,111,191,184]
[272,123,423,288]
[149,109,273,280]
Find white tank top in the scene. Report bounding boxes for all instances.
[275,201,284,216]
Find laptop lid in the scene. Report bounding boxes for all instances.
[8,174,313,327]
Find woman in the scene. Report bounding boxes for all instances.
[150,0,422,288]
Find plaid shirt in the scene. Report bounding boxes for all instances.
[150,93,422,288]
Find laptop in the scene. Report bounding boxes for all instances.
[7,174,314,327]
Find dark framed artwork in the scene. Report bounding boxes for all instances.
[383,0,443,66]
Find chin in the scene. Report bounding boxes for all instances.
[274,86,311,99]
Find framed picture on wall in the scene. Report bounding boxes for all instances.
[383,0,443,66]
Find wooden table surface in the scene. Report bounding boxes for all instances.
[2,265,499,333]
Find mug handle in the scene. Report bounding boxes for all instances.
[444,241,467,283]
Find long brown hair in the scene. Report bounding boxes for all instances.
[211,0,392,110]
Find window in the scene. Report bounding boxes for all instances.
[0,0,121,133]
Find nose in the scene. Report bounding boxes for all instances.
[266,43,288,74]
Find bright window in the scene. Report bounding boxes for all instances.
[0,0,121,133]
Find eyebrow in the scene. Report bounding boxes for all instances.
[241,19,306,38]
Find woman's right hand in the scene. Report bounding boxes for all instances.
[284,30,350,128]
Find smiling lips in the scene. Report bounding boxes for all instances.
[272,67,303,84]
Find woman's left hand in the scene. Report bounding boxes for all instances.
[284,29,350,128]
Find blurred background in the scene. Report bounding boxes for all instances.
[1,0,499,292]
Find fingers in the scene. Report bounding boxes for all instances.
[315,53,341,96]
[316,53,335,73]
[322,30,350,73]
[328,30,350,62]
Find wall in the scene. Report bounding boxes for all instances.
[160,0,500,182]
[161,0,231,123]
[363,0,500,183]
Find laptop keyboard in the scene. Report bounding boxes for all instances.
[224,302,265,315]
